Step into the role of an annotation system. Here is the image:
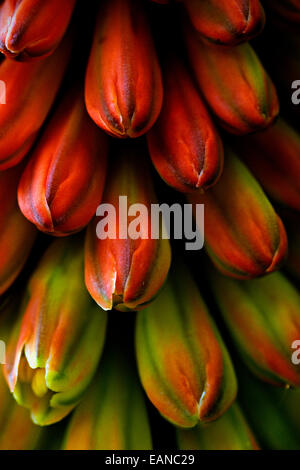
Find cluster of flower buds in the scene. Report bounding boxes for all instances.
[0,0,299,451]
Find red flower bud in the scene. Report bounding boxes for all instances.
[147,57,223,193]
[85,144,171,311]
[0,164,36,295]
[183,0,265,45]
[235,118,300,211]
[0,34,71,170]
[187,150,287,279]
[185,30,279,135]
[18,89,108,236]
[85,0,163,138]
[0,0,75,60]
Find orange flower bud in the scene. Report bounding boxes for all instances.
[3,237,107,426]
[136,265,237,428]
[185,30,279,134]
[18,89,108,236]
[0,164,36,295]
[187,150,287,279]
[0,34,71,170]
[211,270,300,387]
[235,118,300,211]
[85,144,171,311]
[85,0,163,138]
[147,57,223,193]
[0,366,43,449]
[0,0,75,60]
[177,404,259,450]
[63,349,152,450]
[182,0,265,45]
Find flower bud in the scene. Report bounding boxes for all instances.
[135,265,237,428]
[183,0,265,45]
[177,404,259,450]
[3,237,107,426]
[18,89,108,236]
[235,119,300,211]
[0,299,44,449]
[210,270,300,387]
[185,30,279,134]
[85,0,163,138]
[0,0,75,60]
[0,34,71,170]
[187,150,287,279]
[0,164,36,295]
[85,144,171,311]
[0,367,43,449]
[63,349,152,450]
[147,57,223,193]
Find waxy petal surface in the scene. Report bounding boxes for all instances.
[18,89,108,236]
[136,266,237,428]
[85,0,163,138]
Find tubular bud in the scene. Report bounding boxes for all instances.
[177,404,259,450]
[210,270,300,387]
[63,350,152,450]
[0,0,75,60]
[85,0,163,138]
[0,164,36,295]
[187,150,287,279]
[0,367,43,449]
[18,89,108,236]
[236,119,300,211]
[85,144,171,312]
[0,34,71,170]
[183,0,265,45]
[3,237,107,426]
[135,265,237,428]
[0,300,44,450]
[147,57,223,193]
[185,30,279,134]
